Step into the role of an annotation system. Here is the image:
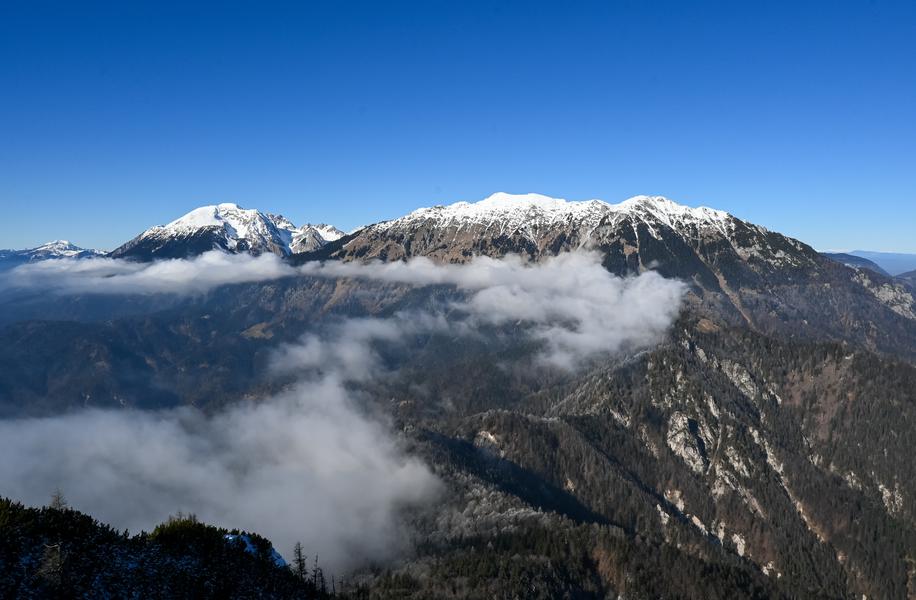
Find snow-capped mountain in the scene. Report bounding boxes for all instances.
[326,192,812,271]
[313,224,345,242]
[0,240,102,270]
[24,240,102,260]
[12,193,914,357]
[368,192,731,238]
[290,223,345,254]
[110,203,342,261]
[316,192,915,356]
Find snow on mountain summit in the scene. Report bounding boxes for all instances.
[377,192,733,236]
[312,224,345,242]
[29,240,103,258]
[326,191,812,269]
[289,223,345,253]
[110,204,343,261]
[55,193,744,265]
[161,203,286,242]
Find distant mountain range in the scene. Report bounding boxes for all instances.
[0,240,102,271]
[820,252,890,276]
[3,194,915,355]
[3,196,913,282]
[844,250,916,276]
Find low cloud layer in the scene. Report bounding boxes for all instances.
[0,308,448,571]
[5,250,687,367]
[0,376,439,572]
[0,250,686,572]
[2,251,297,295]
[300,253,687,368]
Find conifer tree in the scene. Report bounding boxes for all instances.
[292,541,308,581]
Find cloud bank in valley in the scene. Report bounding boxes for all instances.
[4,250,688,367]
[0,250,687,571]
[2,251,297,295]
[0,374,439,572]
[299,252,687,368]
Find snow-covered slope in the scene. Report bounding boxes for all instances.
[312,224,344,242]
[110,204,342,261]
[369,192,729,232]
[290,224,346,254]
[382,192,731,235]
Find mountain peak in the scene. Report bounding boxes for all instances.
[0,240,101,266]
[477,192,588,208]
[616,195,730,223]
[386,193,733,234]
[31,240,100,255]
[111,203,343,260]
[35,240,77,249]
[618,194,677,208]
[164,203,259,232]
[307,224,345,242]
[398,192,609,229]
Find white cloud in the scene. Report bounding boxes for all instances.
[298,252,687,368]
[0,377,440,572]
[270,312,455,377]
[0,249,687,572]
[3,251,297,295]
[5,251,685,367]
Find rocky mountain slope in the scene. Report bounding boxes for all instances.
[384,318,916,598]
[319,192,784,265]
[7,297,914,598]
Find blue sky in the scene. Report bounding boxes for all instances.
[1,0,914,251]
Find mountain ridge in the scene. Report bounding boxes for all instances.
[310,193,916,360]
[0,240,103,270]
[4,193,915,360]
[820,252,890,276]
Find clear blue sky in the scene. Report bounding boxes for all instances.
[1,0,914,251]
